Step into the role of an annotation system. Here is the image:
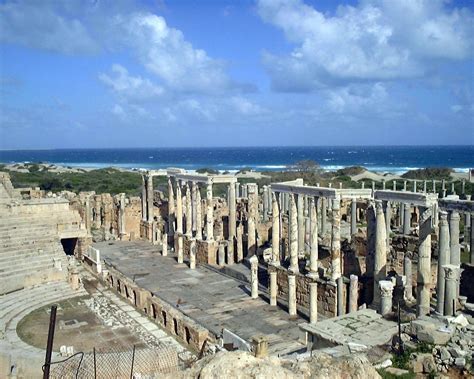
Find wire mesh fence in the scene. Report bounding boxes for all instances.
[47,344,180,378]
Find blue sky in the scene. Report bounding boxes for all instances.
[0,0,473,149]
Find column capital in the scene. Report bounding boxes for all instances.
[379,280,394,297]
[443,264,459,280]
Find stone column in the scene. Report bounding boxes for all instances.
[373,200,387,306]
[330,198,341,281]
[443,265,458,316]
[247,184,258,257]
[393,181,397,191]
[321,197,327,237]
[350,199,357,237]
[384,201,391,249]
[297,194,305,256]
[404,256,413,301]
[348,275,358,313]
[228,182,236,243]
[218,244,226,266]
[168,178,175,238]
[250,255,259,299]
[248,216,256,257]
[185,183,192,236]
[176,182,183,234]
[413,180,417,193]
[191,182,198,234]
[271,192,280,264]
[85,196,92,234]
[196,188,202,239]
[147,175,154,222]
[449,211,460,267]
[119,193,126,236]
[471,212,474,265]
[177,235,183,264]
[206,181,214,240]
[451,182,455,194]
[403,204,411,235]
[236,224,244,262]
[288,273,297,317]
[437,211,450,314]
[141,175,147,221]
[337,276,344,316]
[289,194,299,273]
[269,270,277,306]
[235,182,240,198]
[190,239,196,269]
[432,179,436,193]
[379,280,394,316]
[417,206,432,317]
[162,233,168,256]
[309,197,318,277]
[399,203,405,231]
[382,180,386,190]
[309,281,318,324]
[263,186,269,222]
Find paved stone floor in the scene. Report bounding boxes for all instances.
[300,308,398,349]
[96,240,307,356]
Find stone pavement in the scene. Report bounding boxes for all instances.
[300,308,398,349]
[96,240,307,356]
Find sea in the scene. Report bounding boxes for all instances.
[0,146,473,174]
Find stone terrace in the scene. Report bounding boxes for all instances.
[96,240,306,356]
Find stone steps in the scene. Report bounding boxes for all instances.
[0,247,62,264]
[0,254,66,277]
[0,236,57,250]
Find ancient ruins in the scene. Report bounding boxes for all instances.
[0,169,473,377]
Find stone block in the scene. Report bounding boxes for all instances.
[417,329,452,345]
[384,367,410,377]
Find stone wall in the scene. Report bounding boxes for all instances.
[105,266,209,351]
[272,265,341,318]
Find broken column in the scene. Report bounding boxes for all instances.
[309,281,318,324]
[348,274,358,313]
[289,193,299,273]
[417,206,432,317]
[373,200,387,306]
[330,198,341,281]
[271,192,280,264]
[250,255,259,299]
[436,211,450,314]
[443,264,458,316]
[379,280,394,316]
[189,239,196,269]
[288,273,297,317]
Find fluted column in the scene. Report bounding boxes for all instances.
[309,197,318,277]
[443,265,458,316]
[289,193,299,273]
[417,206,432,317]
[373,200,387,307]
[437,211,450,314]
[271,192,280,264]
[206,181,214,241]
[330,198,341,281]
[168,178,175,238]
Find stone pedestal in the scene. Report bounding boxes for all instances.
[250,255,259,299]
[309,281,318,324]
[252,336,268,358]
[379,280,394,316]
[348,274,358,313]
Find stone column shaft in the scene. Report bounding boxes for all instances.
[289,194,299,273]
[297,194,305,256]
[168,178,175,237]
[176,183,183,234]
[309,197,318,276]
[250,255,259,299]
[269,270,277,306]
[321,197,327,237]
[449,211,460,266]
[417,206,432,317]
[350,199,357,237]
[443,264,458,316]
[162,233,168,256]
[186,184,192,236]
[189,239,196,269]
[141,176,147,221]
[330,198,341,281]
[437,211,450,314]
[337,276,344,316]
[271,192,280,264]
[373,200,387,306]
[379,280,394,316]
[228,183,236,241]
[263,186,269,222]
[309,281,318,324]
[403,204,411,235]
[196,188,202,239]
[404,256,413,301]
[206,182,214,240]
[348,275,358,313]
[146,175,154,222]
[288,274,297,316]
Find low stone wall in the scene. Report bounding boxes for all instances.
[104,266,209,352]
[271,265,341,318]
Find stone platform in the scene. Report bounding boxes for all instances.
[95,240,306,356]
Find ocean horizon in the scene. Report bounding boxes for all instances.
[0,146,473,174]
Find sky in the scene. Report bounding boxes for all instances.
[0,0,473,149]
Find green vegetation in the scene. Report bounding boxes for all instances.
[336,166,366,176]
[196,168,219,175]
[402,168,453,180]
[288,159,321,173]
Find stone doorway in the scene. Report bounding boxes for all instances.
[61,238,78,256]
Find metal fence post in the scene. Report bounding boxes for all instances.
[130,345,136,379]
[43,305,57,379]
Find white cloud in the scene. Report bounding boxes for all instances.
[327,83,388,114]
[99,64,164,102]
[0,1,98,54]
[257,0,473,91]
[230,96,266,115]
